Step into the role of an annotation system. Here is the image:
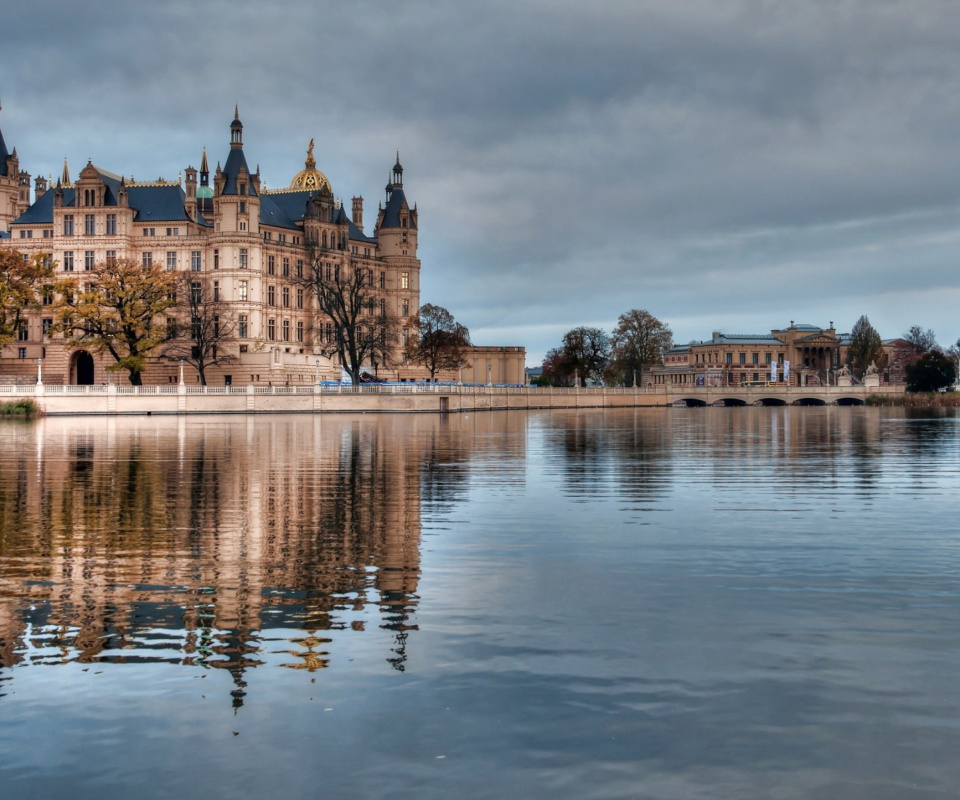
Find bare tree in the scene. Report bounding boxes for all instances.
[561,326,610,386]
[904,325,937,356]
[162,274,238,385]
[404,303,471,380]
[300,250,397,383]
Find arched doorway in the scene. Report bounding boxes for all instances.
[73,351,95,385]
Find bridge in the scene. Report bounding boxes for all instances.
[659,384,902,407]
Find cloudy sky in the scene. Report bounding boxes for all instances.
[4,0,960,362]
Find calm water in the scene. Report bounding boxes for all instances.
[1,408,959,799]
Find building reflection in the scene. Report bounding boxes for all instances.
[0,414,444,702]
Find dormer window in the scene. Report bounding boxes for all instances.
[238,183,246,195]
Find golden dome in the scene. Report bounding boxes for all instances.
[290,139,331,191]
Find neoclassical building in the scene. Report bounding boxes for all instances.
[1,104,429,385]
[648,321,907,388]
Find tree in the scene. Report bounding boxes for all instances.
[846,315,885,380]
[607,309,672,386]
[0,250,54,349]
[300,251,397,384]
[560,326,610,386]
[54,258,180,386]
[404,303,471,380]
[539,347,573,386]
[904,325,937,356]
[162,274,238,385]
[906,348,957,392]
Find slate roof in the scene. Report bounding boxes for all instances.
[12,167,194,225]
[708,333,781,345]
[379,187,415,229]
[221,147,257,196]
[259,191,378,243]
[0,122,9,176]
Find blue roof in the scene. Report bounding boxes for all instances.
[348,219,376,244]
[379,187,415,229]
[0,122,8,176]
[221,147,257,196]
[261,191,313,229]
[12,174,191,225]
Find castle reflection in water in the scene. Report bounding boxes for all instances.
[0,413,522,703]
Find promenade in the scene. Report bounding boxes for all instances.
[0,382,904,415]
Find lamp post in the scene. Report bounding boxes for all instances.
[36,358,43,387]
[178,359,185,386]
[632,369,637,389]
[315,358,320,385]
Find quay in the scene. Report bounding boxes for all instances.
[0,382,904,416]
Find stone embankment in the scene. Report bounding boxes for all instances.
[0,382,904,416]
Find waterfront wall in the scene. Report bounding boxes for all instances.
[0,382,905,416]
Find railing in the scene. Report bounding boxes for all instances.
[0,382,905,398]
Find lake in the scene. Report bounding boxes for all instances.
[1,408,958,799]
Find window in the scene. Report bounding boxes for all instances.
[282,257,289,277]
[142,252,153,266]
[282,286,290,308]
[43,229,52,239]
[18,348,26,360]
[296,259,303,278]
[402,298,409,317]
[752,352,759,365]
[167,227,179,237]
[238,280,248,301]
[63,215,74,236]
[239,201,246,214]
[18,324,29,342]
[400,271,409,289]
[239,221,247,231]
[296,288,303,309]
[106,250,117,265]
[213,281,220,301]
[739,353,746,365]
[63,252,74,272]
[85,214,95,235]
[379,298,385,316]
[191,316,201,340]
[142,227,155,237]
[267,255,275,275]
[166,318,177,340]
[84,251,95,271]
[213,316,220,338]
[765,353,772,365]
[238,315,248,338]
[167,252,177,271]
[267,319,276,341]
[402,327,409,346]
[325,323,333,343]
[379,271,385,289]
[282,320,290,341]
[296,320,304,342]
[268,286,276,306]
[106,214,116,235]
[214,249,220,269]
[725,353,732,365]
[191,251,202,271]
[239,248,248,268]
[191,282,202,303]
[42,286,53,306]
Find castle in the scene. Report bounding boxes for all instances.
[0,102,439,385]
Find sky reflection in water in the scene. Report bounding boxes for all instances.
[0,408,958,799]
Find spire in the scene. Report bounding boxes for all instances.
[62,158,71,185]
[230,106,243,147]
[200,147,209,176]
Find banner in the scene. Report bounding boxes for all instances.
[771,361,778,382]
[783,360,790,382]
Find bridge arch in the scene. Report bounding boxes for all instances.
[836,396,865,406]
[757,397,788,406]
[714,397,748,407]
[673,398,708,407]
[793,397,827,406]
